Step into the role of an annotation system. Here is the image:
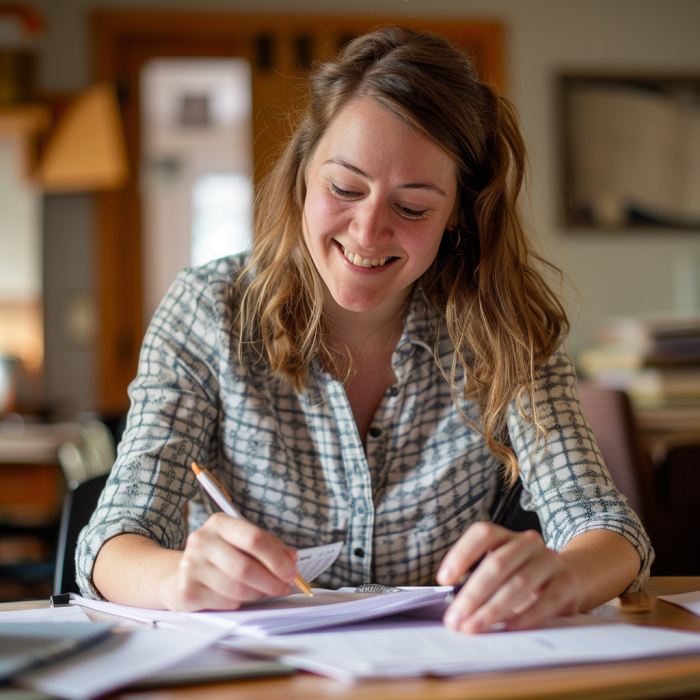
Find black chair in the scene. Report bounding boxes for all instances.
[53,473,109,595]
[490,476,542,534]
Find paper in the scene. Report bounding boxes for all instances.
[71,586,452,637]
[195,586,451,636]
[295,542,343,582]
[232,619,700,681]
[132,646,295,688]
[658,590,700,616]
[0,606,92,624]
[0,622,114,682]
[17,627,223,700]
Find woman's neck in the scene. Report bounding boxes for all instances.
[322,284,411,359]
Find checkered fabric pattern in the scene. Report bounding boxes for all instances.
[76,254,653,599]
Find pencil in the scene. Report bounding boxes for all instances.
[191,462,313,596]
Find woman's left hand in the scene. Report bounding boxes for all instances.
[436,522,583,634]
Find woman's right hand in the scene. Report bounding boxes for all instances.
[162,513,300,612]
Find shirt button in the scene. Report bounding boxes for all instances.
[354,548,365,558]
[368,426,382,438]
[389,386,399,397]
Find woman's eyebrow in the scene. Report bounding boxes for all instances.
[322,158,447,196]
[323,158,369,178]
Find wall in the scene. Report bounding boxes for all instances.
[31,0,700,413]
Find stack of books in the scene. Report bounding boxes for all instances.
[578,310,700,434]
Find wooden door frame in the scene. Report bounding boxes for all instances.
[91,10,505,414]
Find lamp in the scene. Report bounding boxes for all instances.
[38,82,128,192]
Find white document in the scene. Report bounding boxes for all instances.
[17,627,223,700]
[193,586,451,636]
[70,586,451,637]
[658,590,700,616]
[231,619,700,681]
[295,542,343,582]
[0,607,91,624]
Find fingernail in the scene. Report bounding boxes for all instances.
[444,608,465,630]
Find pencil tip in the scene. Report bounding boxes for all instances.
[191,461,202,475]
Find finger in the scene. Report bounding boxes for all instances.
[199,557,288,606]
[209,514,299,584]
[437,522,515,585]
[448,530,545,621]
[175,575,245,613]
[454,549,557,633]
[208,539,294,599]
[505,571,579,632]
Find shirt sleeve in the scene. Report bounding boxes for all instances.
[507,346,655,592]
[75,265,227,599]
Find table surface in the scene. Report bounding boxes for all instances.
[3,577,700,700]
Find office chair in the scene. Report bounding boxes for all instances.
[490,476,542,534]
[53,473,109,595]
[53,418,117,594]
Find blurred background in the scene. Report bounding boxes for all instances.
[1,0,699,599]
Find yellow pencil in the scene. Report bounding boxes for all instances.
[191,462,313,596]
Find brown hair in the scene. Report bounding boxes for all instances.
[237,26,568,480]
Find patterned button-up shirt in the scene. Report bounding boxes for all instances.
[76,254,653,598]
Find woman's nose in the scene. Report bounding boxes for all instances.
[349,199,392,250]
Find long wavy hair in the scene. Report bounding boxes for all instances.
[236,26,568,481]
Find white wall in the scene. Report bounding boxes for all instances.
[31,0,700,402]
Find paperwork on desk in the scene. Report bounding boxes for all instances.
[0,622,114,681]
[0,606,91,623]
[15,626,225,700]
[70,586,453,637]
[658,589,700,617]
[228,618,700,681]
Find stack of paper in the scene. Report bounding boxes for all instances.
[71,586,453,637]
[229,618,700,681]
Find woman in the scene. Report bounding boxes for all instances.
[77,27,652,634]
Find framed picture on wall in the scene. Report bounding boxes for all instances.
[558,73,700,231]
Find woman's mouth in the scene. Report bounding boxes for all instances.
[336,241,397,268]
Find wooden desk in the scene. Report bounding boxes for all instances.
[4,578,700,700]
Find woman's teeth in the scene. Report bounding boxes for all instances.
[340,244,390,268]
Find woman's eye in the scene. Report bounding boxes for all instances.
[397,205,429,220]
[331,183,361,198]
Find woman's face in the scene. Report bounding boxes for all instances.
[303,99,459,315]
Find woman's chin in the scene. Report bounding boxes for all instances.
[331,295,383,314]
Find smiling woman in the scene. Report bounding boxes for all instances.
[78,27,652,637]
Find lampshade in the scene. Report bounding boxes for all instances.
[39,82,129,192]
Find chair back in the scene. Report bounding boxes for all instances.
[576,381,657,525]
[53,473,109,595]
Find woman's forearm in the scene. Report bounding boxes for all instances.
[93,534,182,609]
[559,529,641,611]
[93,517,299,612]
